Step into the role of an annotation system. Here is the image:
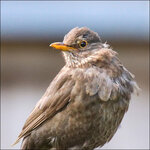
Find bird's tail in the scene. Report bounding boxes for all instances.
[12,136,29,150]
[11,138,20,147]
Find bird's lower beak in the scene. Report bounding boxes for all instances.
[49,42,76,51]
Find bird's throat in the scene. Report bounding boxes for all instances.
[62,52,83,68]
[62,48,117,68]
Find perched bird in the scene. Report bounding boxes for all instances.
[13,27,139,150]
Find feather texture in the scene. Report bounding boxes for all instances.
[13,27,139,149]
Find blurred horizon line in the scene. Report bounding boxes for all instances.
[1,37,149,47]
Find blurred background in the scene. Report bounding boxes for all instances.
[1,1,149,149]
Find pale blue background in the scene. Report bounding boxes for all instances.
[1,1,149,41]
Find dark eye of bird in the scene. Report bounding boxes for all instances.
[79,40,87,48]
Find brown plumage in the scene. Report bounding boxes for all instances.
[13,27,139,150]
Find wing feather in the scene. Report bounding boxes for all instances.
[13,67,75,145]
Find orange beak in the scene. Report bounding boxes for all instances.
[49,42,76,51]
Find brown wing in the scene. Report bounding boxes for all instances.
[13,67,75,145]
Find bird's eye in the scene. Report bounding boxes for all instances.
[79,40,88,48]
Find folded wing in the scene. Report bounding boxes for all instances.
[13,67,75,145]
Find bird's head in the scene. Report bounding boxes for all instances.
[50,27,109,67]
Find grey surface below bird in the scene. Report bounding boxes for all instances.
[13,27,139,150]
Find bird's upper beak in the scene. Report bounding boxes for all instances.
[49,42,76,51]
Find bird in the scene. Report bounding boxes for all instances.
[13,27,139,150]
